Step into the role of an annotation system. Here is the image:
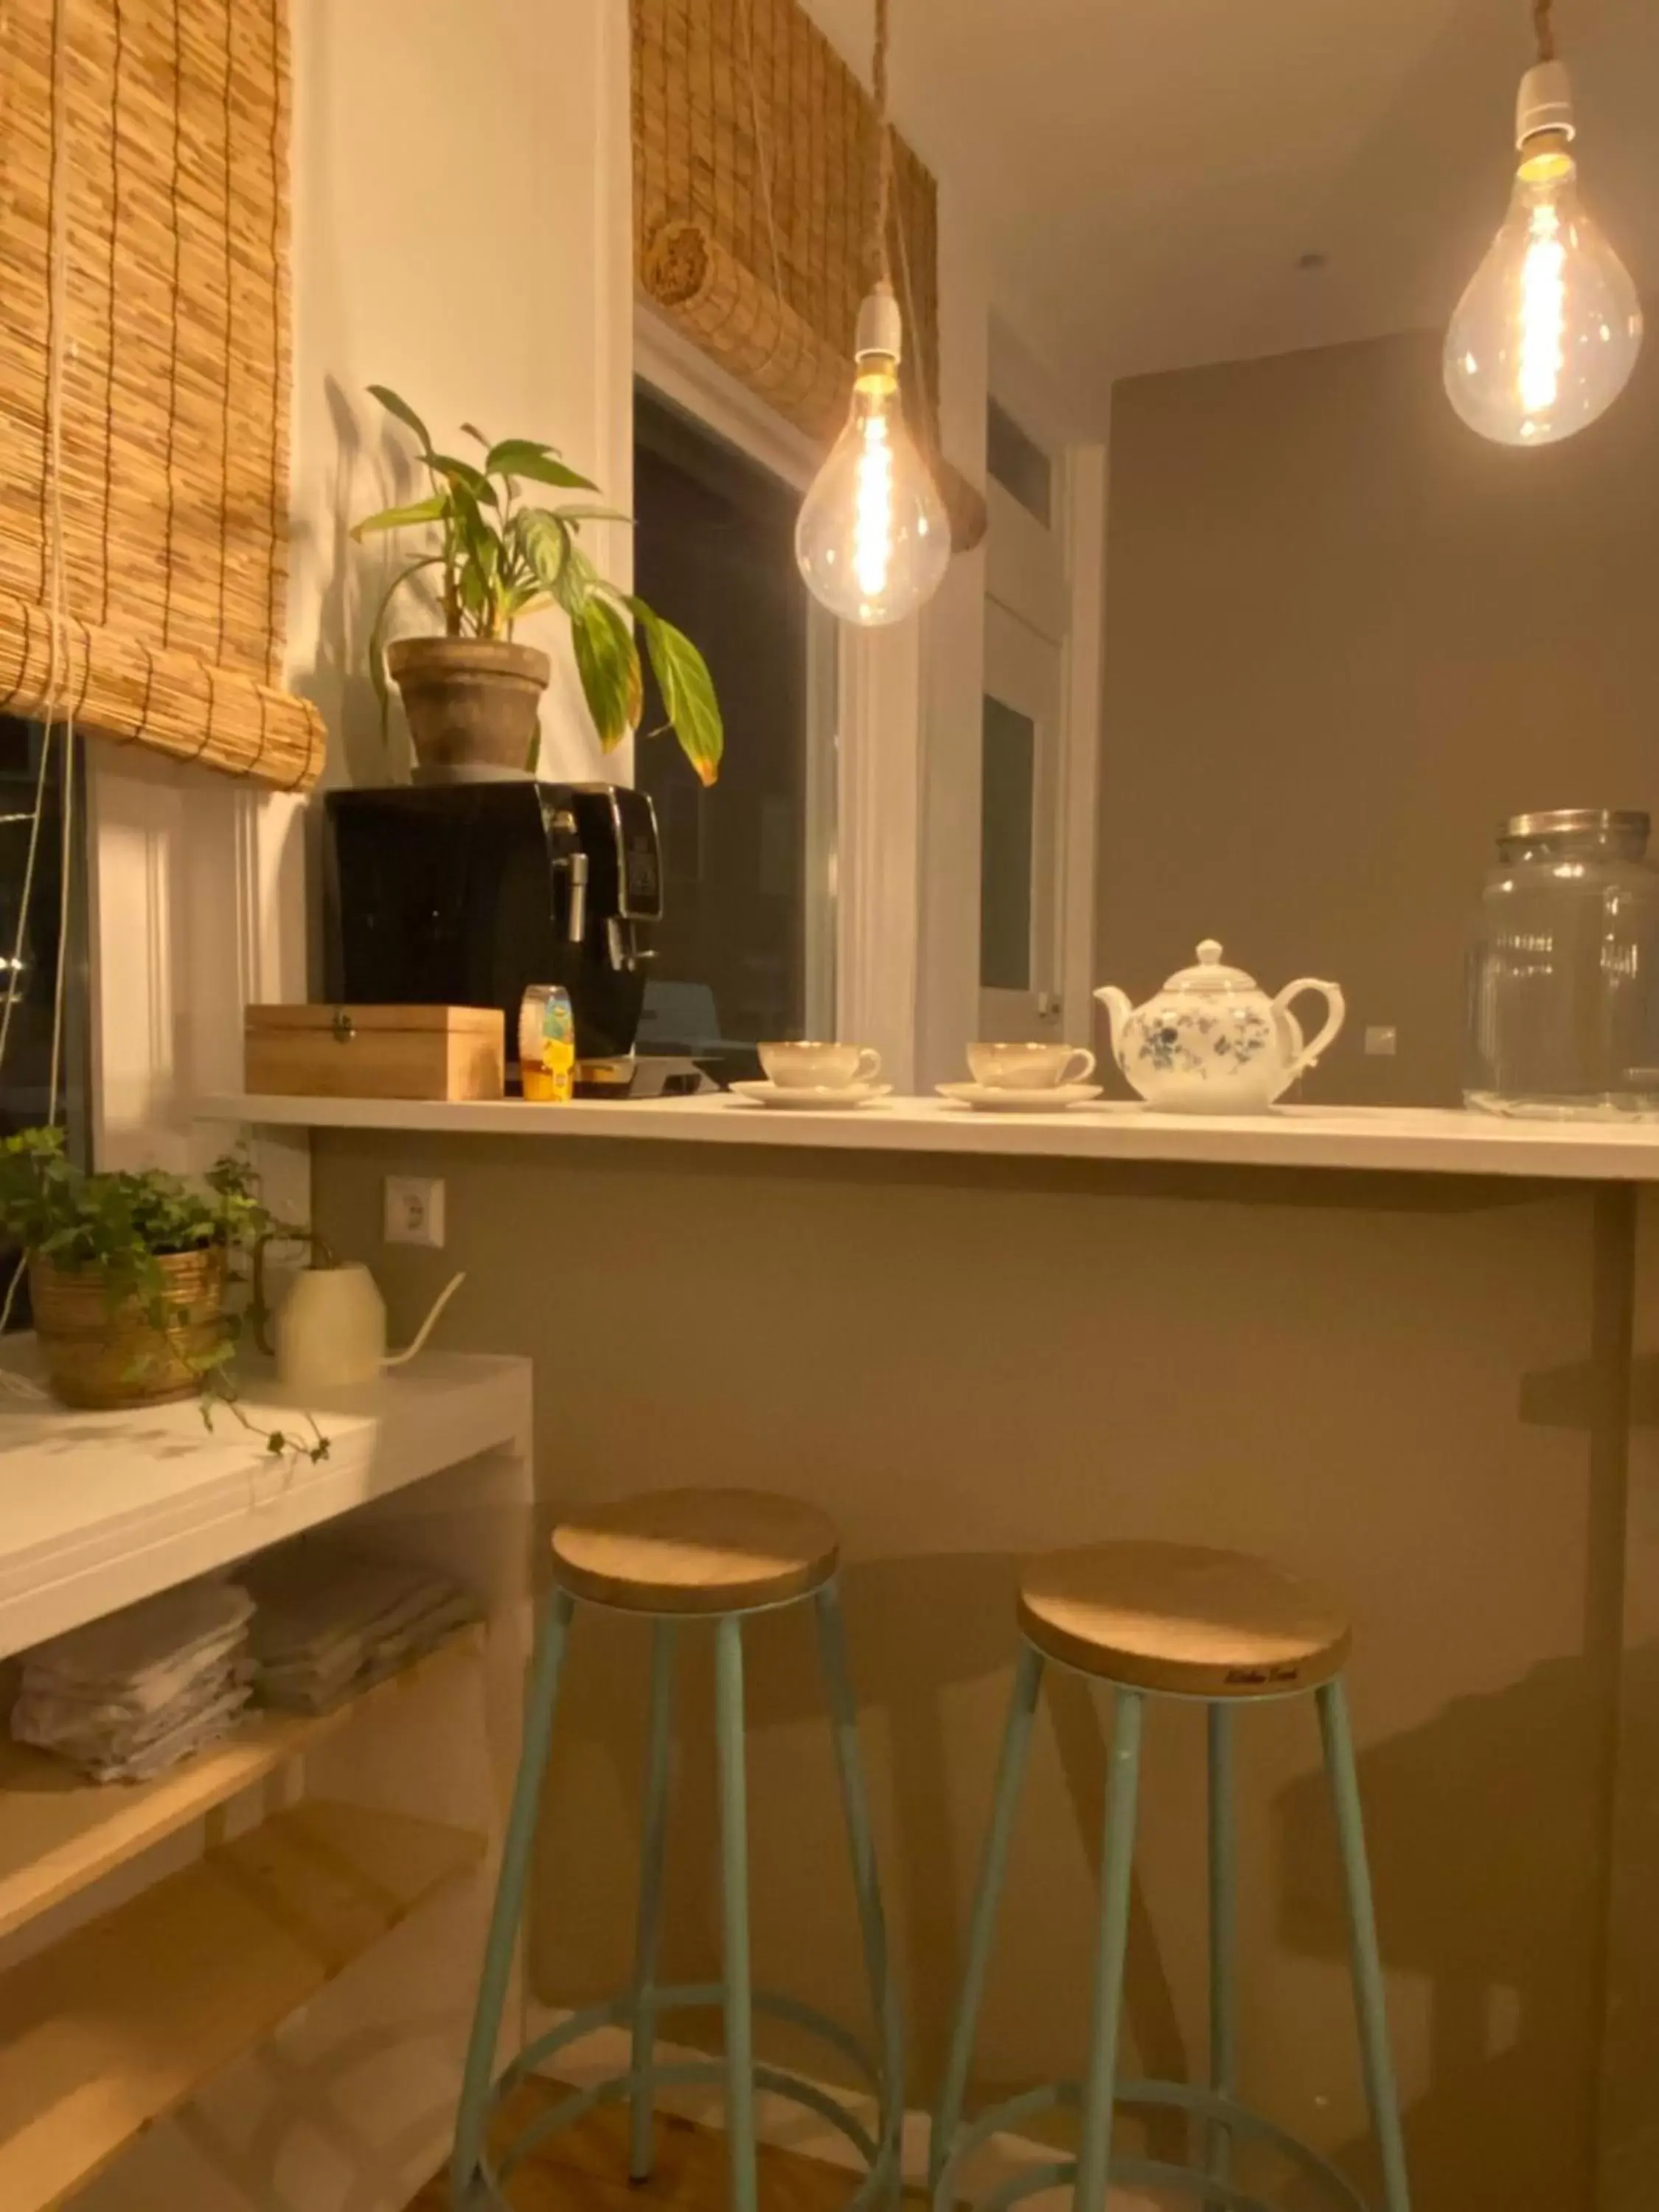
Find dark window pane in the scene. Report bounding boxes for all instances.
[1,720,88,1329]
[980,695,1035,992]
[987,398,1052,526]
[632,387,820,1050]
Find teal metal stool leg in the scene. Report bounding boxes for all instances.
[1073,1687,1146,2212]
[451,1585,577,2207]
[930,1641,1046,2202]
[815,1582,904,2201]
[628,1620,677,2183]
[1206,1704,1237,2206]
[714,1613,759,2212]
[1318,1677,1411,2212]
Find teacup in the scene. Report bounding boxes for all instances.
[759,1040,883,1091]
[967,1041,1096,1091]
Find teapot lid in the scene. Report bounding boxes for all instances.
[1162,939,1258,995]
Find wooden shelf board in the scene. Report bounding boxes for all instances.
[0,1795,485,2211]
[0,1626,483,1944]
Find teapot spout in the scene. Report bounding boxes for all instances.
[1093,985,1133,1066]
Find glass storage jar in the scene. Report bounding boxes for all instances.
[1465,809,1659,1118]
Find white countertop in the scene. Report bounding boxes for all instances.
[0,1349,531,1658]
[198,1090,1659,1182]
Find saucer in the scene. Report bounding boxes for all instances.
[936,1081,1103,1113]
[729,1079,894,1111]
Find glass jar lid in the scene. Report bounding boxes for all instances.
[1500,807,1649,845]
[1161,939,1257,995]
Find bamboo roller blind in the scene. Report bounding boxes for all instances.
[633,0,985,546]
[0,0,323,790]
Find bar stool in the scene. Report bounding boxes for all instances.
[931,1541,1411,2212]
[451,1487,902,2212]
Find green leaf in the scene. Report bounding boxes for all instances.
[514,509,574,600]
[428,453,498,507]
[367,384,432,453]
[459,421,491,449]
[554,506,636,529]
[349,493,448,543]
[571,596,643,752]
[632,599,724,786]
[487,444,598,493]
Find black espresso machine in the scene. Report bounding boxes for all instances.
[324,782,662,1085]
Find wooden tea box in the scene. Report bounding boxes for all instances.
[245,1004,505,1101]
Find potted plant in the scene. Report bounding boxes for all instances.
[1,1128,281,1414]
[352,386,724,785]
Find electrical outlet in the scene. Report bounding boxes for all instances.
[384,1175,445,1248]
[1364,1026,1399,1058]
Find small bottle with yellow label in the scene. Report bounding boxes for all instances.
[518,985,576,1102]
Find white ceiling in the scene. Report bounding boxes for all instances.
[801,0,1659,408]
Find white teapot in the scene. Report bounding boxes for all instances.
[1094,940,1345,1115]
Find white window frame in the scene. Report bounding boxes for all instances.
[84,743,310,1220]
[984,324,1108,1057]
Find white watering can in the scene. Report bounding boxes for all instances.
[253,1236,465,1393]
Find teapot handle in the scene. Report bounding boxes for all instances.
[1273,979,1346,1084]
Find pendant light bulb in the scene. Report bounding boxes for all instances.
[795,286,950,627]
[1444,60,1643,446]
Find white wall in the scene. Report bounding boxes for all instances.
[285,0,636,793]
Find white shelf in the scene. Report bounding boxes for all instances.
[0,1352,532,1660]
[197,1090,1659,1183]
[0,1796,484,2211]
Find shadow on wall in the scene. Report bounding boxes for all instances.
[1273,1646,1655,2212]
[291,375,420,796]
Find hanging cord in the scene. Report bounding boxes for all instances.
[1,0,79,1368]
[1534,0,1556,62]
[893,178,944,456]
[866,0,894,291]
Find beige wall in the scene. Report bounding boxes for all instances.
[1096,327,1659,1108]
[313,1131,1643,2212]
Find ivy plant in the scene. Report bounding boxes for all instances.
[0,1128,328,1464]
[352,385,724,785]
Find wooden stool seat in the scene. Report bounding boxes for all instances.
[1017,1540,1352,1697]
[552,1487,840,1615]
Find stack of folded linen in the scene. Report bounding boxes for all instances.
[241,1544,479,1714]
[10,1578,254,1782]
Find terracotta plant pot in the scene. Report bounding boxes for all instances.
[386,636,550,779]
[29,1248,228,1411]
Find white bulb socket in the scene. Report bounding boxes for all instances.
[1517,59,1575,147]
[854,285,904,364]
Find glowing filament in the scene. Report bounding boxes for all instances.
[852,398,895,605]
[1518,200,1567,417]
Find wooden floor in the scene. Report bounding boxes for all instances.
[408,2080,920,2208]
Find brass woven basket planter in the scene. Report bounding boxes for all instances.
[29,1248,227,1411]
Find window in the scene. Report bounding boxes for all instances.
[631,386,835,1059]
[980,696,1035,992]
[987,397,1053,527]
[1,720,88,1329]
